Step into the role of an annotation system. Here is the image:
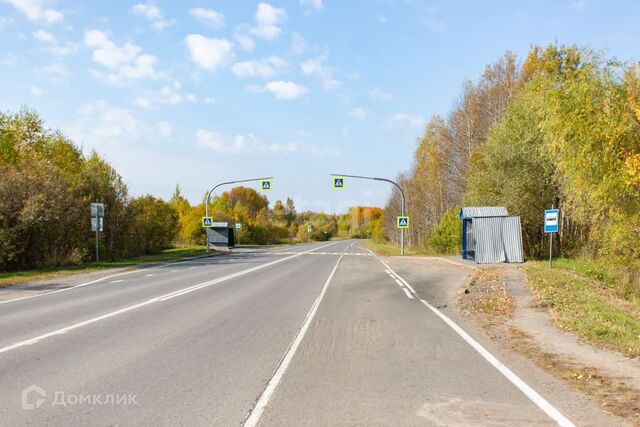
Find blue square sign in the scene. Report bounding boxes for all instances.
[544,209,559,233]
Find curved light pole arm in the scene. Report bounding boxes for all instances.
[331,174,407,255]
[204,177,273,251]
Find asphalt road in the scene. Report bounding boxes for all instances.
[0,240,582,426]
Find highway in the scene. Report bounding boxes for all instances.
[0,240,579,426]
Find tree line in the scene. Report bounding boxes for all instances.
[0,109,381,271]
[381,44,640,294]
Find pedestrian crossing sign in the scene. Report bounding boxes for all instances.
[202,217,213,228]
[333,177,344,189]
[260,179,272,191]
[397,216,409,228]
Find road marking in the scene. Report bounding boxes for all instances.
[0,254,222,306]
[368,248,575,427]
[0,242,337,356]
[244,255,344,427]
[144,273,156,277]
[170,269,179,273]
[394,278,404,287]
[109,280,124,284]
[401,287,414,299]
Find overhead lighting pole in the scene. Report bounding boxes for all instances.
[204,177,273,252]
[331,174,406,255]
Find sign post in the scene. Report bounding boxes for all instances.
[307,224,312,242]
[544,208,559,268]
[235,222,241,246]
[91,203,105,263]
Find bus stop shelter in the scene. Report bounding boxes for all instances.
[206,222,235,248]
[460,207,524,264]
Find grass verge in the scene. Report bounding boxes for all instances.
[362,240,440,257]
[0,246,210,288]
[525,262,640,358]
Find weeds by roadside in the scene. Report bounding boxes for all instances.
[525,263,640,358]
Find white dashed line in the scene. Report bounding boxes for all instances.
[109,280,124,284]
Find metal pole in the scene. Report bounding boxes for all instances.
[549,232,553,269]
[95,217,100,263]
[204,177,273,252]
[549,204,554,269]
[331,174,406,256]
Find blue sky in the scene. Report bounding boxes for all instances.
[1,0,639,213]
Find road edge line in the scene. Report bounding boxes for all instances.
[368,249,575,427]
[243,254,344,427]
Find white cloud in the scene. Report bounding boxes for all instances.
[300,54,340,91]
[263,80,308,100]
[134,81,198,107]
[250,3,286,40]
[377,14,387,23]
[368,87,393,101]
[231,56,287,79]
[203,97,216,105]
[68,100,139,149]
[234,29,255,52]
[33,28,54,42]
[4,0,63,24]
[29,85,43,96]
[33,28,77,56]
[132,2,174,30]
[185,34,234,70]
[300,0,323,10]
[347,107,366,120]
[196,129,298,154]
[290,32,307,55]
[85,30,139,68]
[189,7,225,29]
[382,113,424,130]
[84,30,158,85]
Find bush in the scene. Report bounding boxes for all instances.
[429,207,461,255]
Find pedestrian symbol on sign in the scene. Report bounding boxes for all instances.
[333,177,344,189]
[397,216,409,229]
[260,179,272,191]
[202,217,213,228]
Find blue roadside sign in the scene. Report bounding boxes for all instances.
[260,179,272,191]
[333,177,344,189]
[544,209,559,233]
[397,216,409,229]
[202,217,213,228]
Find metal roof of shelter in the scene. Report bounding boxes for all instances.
[460,207,509,219]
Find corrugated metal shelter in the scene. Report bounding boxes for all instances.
[460,207,524,264]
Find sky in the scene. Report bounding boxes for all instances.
[1,0,639,213]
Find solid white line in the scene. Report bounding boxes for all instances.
[401,287,414,299]
[0,242,337,356]
[243,255,343,427]
[0,255,222,306]
[419,299,574,427]
[368,247,574,427]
